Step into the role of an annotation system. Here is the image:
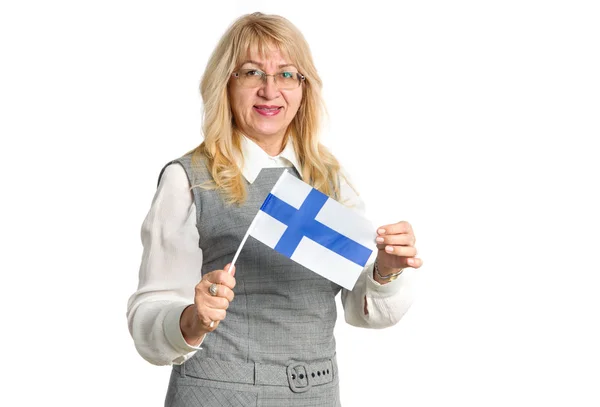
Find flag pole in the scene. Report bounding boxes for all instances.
[229,169,290,273]
[230,214,258,270]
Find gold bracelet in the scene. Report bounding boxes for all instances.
[374,259,404,281]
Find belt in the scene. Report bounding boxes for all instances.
[175,356,336,393]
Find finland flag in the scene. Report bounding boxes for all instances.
[232,170,376,290]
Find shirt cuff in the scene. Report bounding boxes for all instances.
[366,263,413,297]
[163,303,204,354]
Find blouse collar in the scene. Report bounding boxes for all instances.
[239,135,302,183]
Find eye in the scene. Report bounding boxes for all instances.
[245,69,264,77]
[280,71,294,79]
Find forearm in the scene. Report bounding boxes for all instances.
[342,263,416,329]
[127,298,201,366]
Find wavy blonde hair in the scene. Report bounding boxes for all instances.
[190,12,343,205]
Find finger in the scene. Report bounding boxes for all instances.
[219,285,235,302]
[195,279,213,296]
[377,221,412,236]
[375,234,415,246]
[208,308,227,322]
[204,295,230,310]
[377,243,418,255]
[194,281,234,305]
[202,318,219,332]
[205,283,235,303]
[379,256,423,270]
[383,245,418,257]
[195,281,226,302]
[199,308,227,329]
[203,270,237,290]
[406,257,423,269]
[224,263,236,276]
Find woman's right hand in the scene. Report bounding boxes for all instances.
[180,264,236,346]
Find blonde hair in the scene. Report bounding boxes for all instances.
[191,12,342,205]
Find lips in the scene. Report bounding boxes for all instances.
[254,105,282,117]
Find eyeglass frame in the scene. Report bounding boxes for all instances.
[231,68,306,90]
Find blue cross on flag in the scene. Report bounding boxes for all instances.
[245,170,376,290]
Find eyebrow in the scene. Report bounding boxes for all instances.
[240,60,296,69]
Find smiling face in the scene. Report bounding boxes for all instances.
[229,48,303,151]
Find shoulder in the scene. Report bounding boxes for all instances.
[158,162,189,189]
[157,151,210,188]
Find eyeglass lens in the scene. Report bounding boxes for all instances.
[235,69,303,89]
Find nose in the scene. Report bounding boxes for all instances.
[258,75,280,100]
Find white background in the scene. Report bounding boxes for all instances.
[1,1,599,406]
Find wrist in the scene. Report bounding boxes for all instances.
[180,305,206,346]
[373,259,404,284]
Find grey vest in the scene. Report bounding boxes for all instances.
[161,154,343,406]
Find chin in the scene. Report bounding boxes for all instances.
[252,125,287,138]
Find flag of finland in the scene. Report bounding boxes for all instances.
[249,170,376,290]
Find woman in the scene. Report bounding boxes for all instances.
[127,12,422,406]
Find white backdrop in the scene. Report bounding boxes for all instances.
[1,1,599,406]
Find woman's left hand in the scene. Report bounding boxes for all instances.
[375,221,423,280]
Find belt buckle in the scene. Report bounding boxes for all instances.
[286,362,312,393]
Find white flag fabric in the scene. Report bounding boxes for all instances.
[248,170,376,290]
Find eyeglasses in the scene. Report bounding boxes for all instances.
[232,69,305,90]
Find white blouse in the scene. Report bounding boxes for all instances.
[127,136,416,366]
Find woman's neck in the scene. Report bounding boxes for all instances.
[245,134,286,157]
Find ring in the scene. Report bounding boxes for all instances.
[209,283,218,297]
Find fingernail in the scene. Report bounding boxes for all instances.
[376,237,384,243]
[378,229,386,234]
[385,246,394,252]
[408,258,415,266]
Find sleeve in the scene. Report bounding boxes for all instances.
[126,163,205,365]
[338,167,417,328]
